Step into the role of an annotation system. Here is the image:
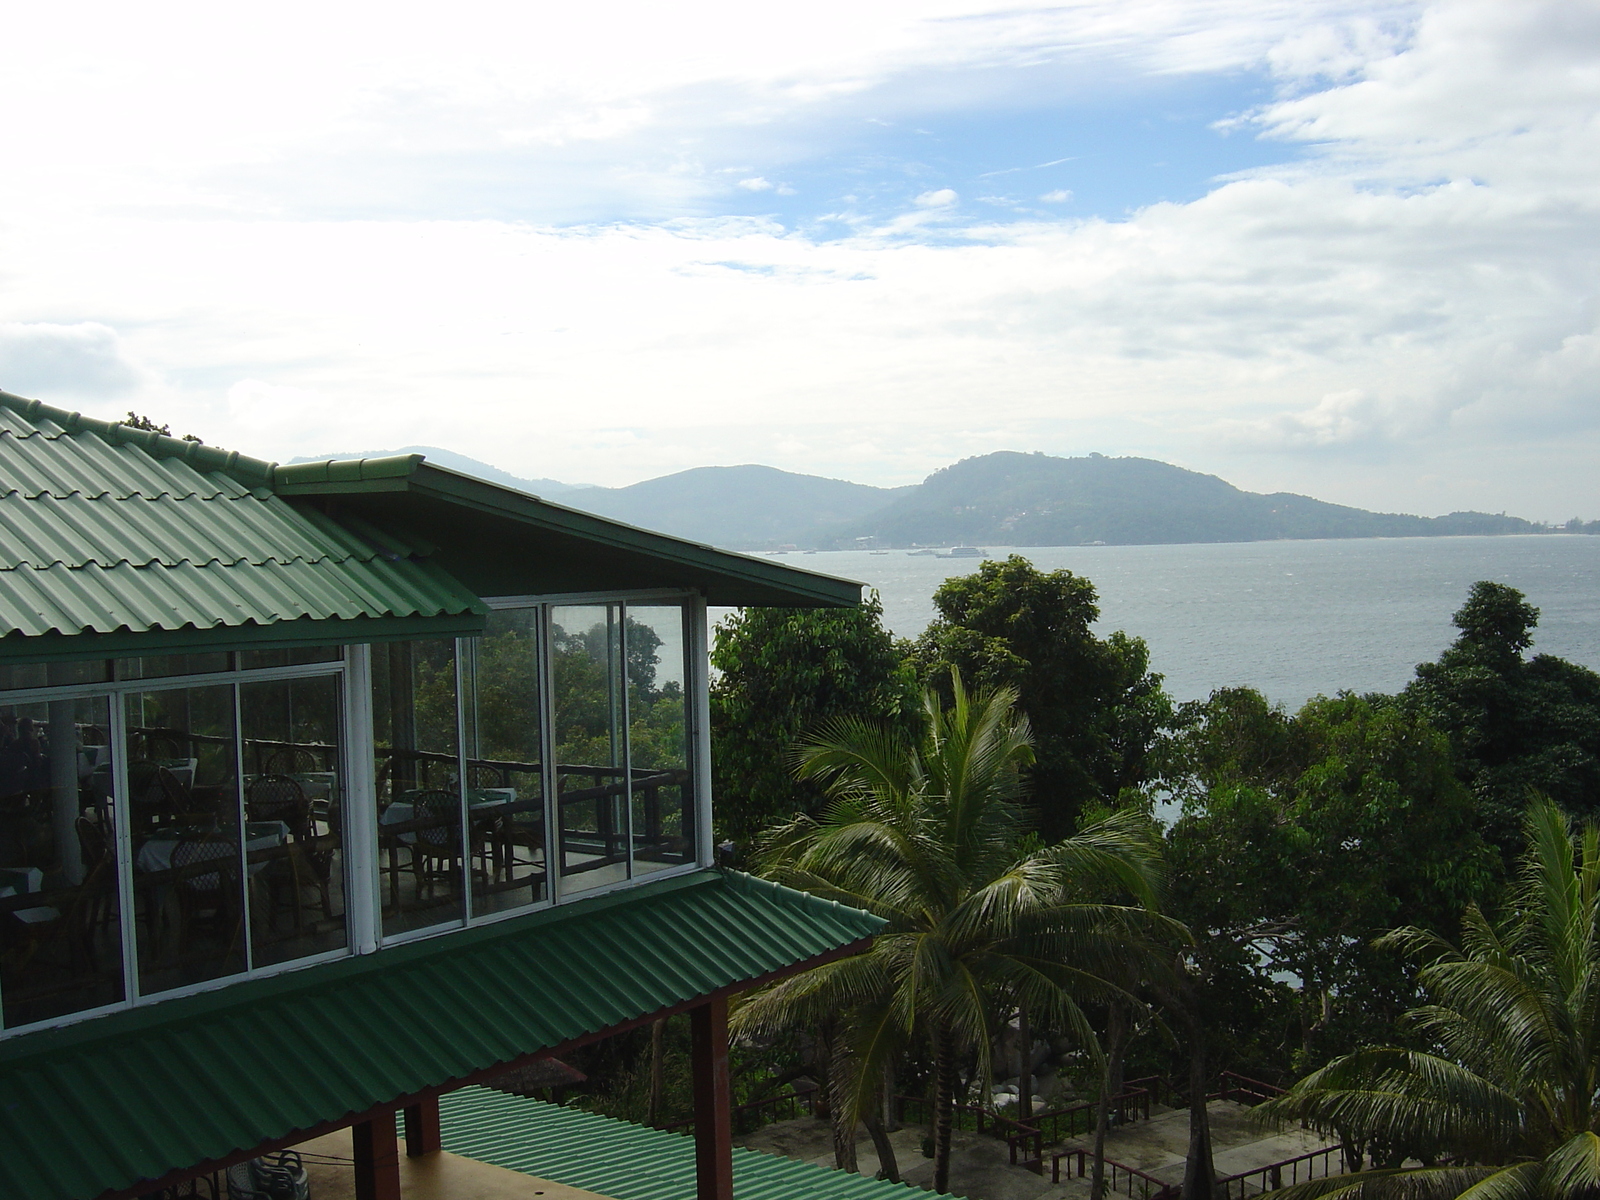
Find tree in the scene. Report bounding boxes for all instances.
[1261,798,1600,1200]
[1407,582,1600,856]
[911,555,1170,840]
[733,676,1181,1194]
[1161,688,1497,1078]
[709,594,915,854]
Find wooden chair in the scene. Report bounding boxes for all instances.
[408,789,468,903]
[127,761,190,832]
[169,834,241,957]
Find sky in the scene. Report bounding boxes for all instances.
[1,0,1597,519]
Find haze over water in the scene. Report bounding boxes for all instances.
[773,536,1600,709]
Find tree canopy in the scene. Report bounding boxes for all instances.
[912,555,1171,840]
[1406,581,1600,856]
[709,594,916,854]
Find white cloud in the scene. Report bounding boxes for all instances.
[0,322,142,398]
[0,0,1596,520]
[1039,189,1073,202]
[736,177,774,191]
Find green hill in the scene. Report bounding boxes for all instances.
[827,452,1543,547]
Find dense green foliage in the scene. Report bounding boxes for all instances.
[709,594,915,853]
[1162,688,1497,1076]
[912,555,1170,840]
[1262,800,1600,1200]
[1405,581,1600,857]
[736,677,1178,1193]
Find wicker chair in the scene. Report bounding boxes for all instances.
[408,790,468,902]
[263,745,322,775]
[170,834,241,956]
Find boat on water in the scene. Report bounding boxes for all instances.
[906,548,937,557]
[938,546,988,559]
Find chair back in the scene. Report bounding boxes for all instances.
[265,745,322,774]
[246,775,310,837]
[171,834,238,895]
[412,789,462,855]
[128,761,187,827]
[467,762,507,789]
[75,814,110,869]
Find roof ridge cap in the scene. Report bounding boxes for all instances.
[0,389,278,487]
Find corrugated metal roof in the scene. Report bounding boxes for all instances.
[0,391,483,641]
[0,870,883,1200]
[435,1085,947,1200]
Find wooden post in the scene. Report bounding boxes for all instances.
[691,995,734,1200]
[352,1111,402,1200]
[404,1094,442,1157]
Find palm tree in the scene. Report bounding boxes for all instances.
[1260,798,1600,1200]
[733,674,1180,1194]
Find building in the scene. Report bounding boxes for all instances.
[0,391,887,1200]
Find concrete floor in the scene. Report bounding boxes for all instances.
[735,1101,1342,1200]
[288,1129,614,1200]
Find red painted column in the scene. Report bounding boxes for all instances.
[691,996,734,1200]
[352,1110,402,1200]
[404,1094,442,1157]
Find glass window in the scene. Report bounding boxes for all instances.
[0,694,124,1027]
[240,675,346,967]
[0,660,112,692]
[625,607,695,877]
[550,606,629,895]
[239,646,343,671]
[462,611,548,919]
[126,683,247,995]
[371,641,464,937]
[116,653,231,681]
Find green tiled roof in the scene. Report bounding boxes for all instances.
[0,391,486,651]
[436,1085,947,1200]
[0,870,883,1200]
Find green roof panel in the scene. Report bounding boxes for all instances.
[436,1085,948,1200]
[0,392,485,647]
[0,870,883,1200]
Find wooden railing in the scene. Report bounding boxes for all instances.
[1214,1144,1345,1200]
[1042,1148,1178,1199]
[1209,1071,1287,1107]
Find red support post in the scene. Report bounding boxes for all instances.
[691,996,734,1200]
[404,1094,442,1157]
[352,1111,402,1200]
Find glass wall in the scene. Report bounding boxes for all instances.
[240,675,346,967]
[550,605,628,895]
[462,610,548,918]
[126,682,246,993]
[0,693,123,1028]
[624,607,695,877]
[0,594,706,1030]
[370,640,465,938]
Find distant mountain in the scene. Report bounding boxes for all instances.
[291,445,1549,551]
[825,452,1544,548]
[559,465,913,548]
[289,446,588,495]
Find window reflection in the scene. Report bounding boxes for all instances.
[462,611,548,918]
[126,684,247,994]
[240,676,346,967]
[0,694,124,1027]
[625,607,695,876]
[371,641,465,936]
[551,606,629,894]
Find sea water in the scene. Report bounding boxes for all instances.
[743,536,1600,709]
